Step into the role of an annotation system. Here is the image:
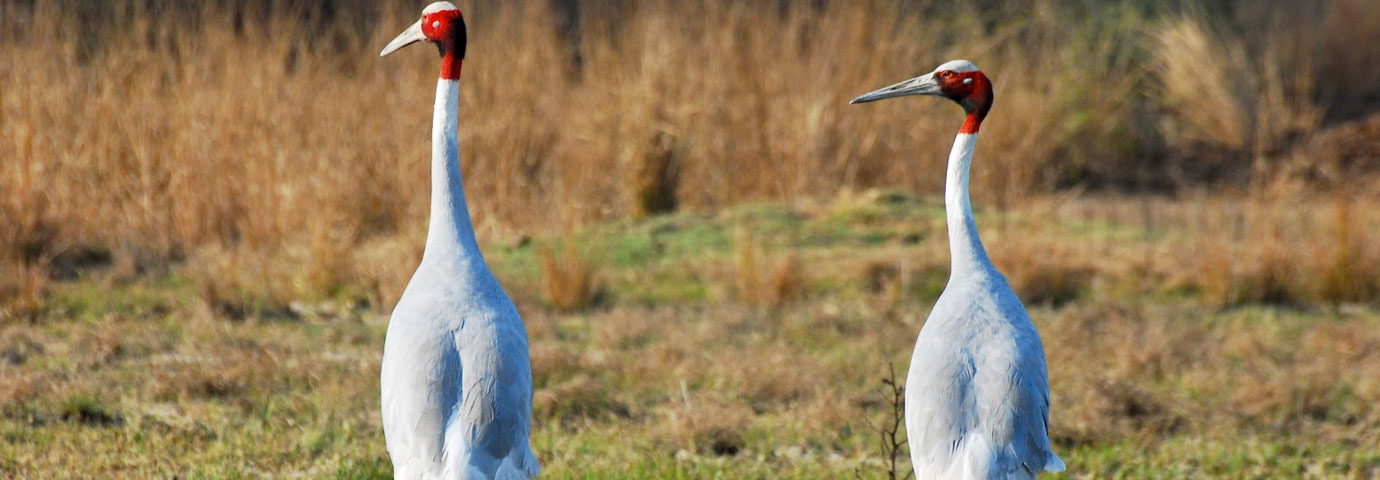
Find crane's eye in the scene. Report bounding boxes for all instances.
[939,71,952,78]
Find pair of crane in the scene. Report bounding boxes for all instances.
[376,3,1063,479]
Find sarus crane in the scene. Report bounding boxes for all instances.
[851,60,1065,479]
[377,3,541,479]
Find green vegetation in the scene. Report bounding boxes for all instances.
[4,193,1379,478]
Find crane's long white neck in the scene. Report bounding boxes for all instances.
[945,132,994,275]
[422,78,483,266]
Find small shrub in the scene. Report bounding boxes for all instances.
[857,363,912,480]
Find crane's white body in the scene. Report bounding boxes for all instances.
[905,132,1064,478]
[380,78,541,480]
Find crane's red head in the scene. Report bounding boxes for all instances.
[850,60,994,134]
[380,2,467,80]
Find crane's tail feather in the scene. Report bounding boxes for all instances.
[954,434,1065,479]
[523,450,542,476]
[493,445,541,479]
[1043,451,1066,472]
[516,444,542,477]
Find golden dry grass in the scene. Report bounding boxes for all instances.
[4,1,1380,318]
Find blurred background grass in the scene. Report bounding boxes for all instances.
[2,0,1380,478]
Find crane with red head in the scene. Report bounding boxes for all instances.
[852,61,1065,478]
[378,3,542,479]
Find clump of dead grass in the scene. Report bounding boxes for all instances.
[1313,193,1380,305]
[0,260,50,323]
[1151,17,1253,153]
[626,129,682,219]
[1197,235,1309,308]
[731,227,804,308]
[539,232,606,312]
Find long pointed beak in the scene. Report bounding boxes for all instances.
[849,72,940,104]
[380,19,426,57]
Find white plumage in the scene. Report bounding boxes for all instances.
[852,60,1064,479]
[378,3,540,479]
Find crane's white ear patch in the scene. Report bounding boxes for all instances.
[433,21,441,28]
[963,78,973,85]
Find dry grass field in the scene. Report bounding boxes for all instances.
[3,0,1380,478]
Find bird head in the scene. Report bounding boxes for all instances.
[850,60,993,133]
[380,2,467,78]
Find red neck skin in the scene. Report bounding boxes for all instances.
[959,112,983,134]
[956,73,993,134]
[440,50,462,80]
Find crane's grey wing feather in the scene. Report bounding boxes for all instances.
[989,285,1064,475]
[381,289,463,479]
[446,298,540,477]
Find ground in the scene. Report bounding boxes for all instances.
[3,192,1380,479]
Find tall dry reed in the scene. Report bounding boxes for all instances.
[3,0,1379,311]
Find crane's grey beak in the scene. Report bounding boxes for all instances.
[380,19,426,57]
[850,72,940,104]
